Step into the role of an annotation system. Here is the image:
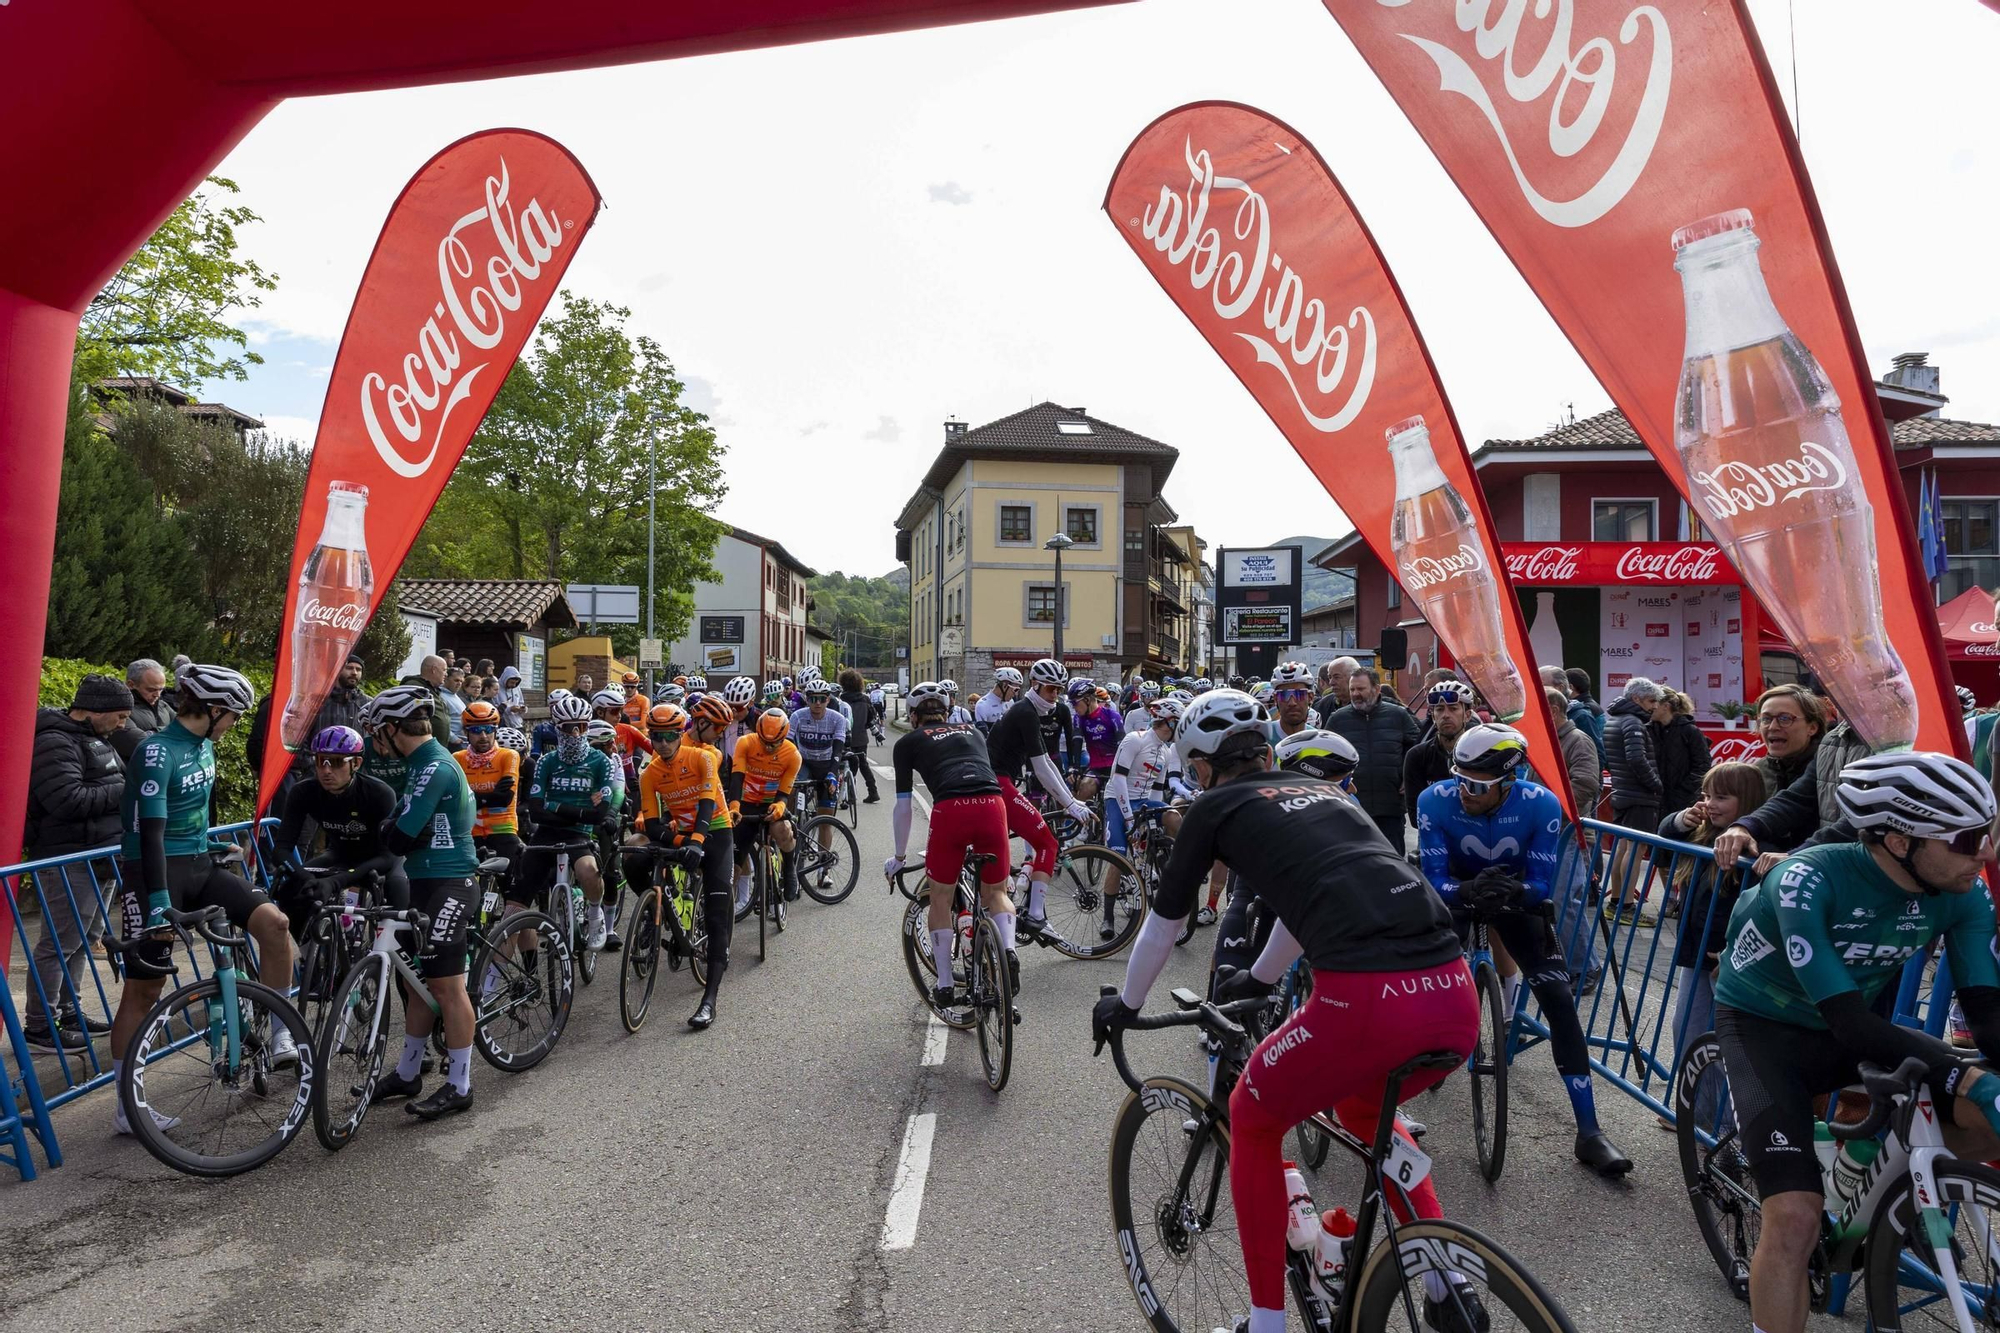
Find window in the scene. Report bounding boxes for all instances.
[1126,528,1144,557]
[1026,584,1061,624]
[1000,504,1033,544]
[1056,420,1094,435]
[1942,498,2000,600]
[1592,500,1656,541]
[1065,506,1099,545]
[1386,579,1402,611]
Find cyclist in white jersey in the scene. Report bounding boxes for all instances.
[939,679,974,727]
[975,669,1020,733]
[1124,678,1162,734]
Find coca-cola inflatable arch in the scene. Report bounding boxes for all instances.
[0,0,1126,945]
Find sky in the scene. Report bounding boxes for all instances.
[201,0,2000,579]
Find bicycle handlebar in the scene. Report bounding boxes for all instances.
[106,903,245,955]
[1827,1056,1934,1143]
[1093,983,1268,1095]
[520,838,598,857]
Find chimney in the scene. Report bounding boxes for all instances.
[944,418,967,442]
[1884,351,1942,398]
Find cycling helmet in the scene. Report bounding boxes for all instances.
[780,676,792,687]
[939,678,958,696]
[1028,658,1068,687]
[1836,752,1997,841]
[1452,723,1528,779]
[176,663,255,715]
[590,688,624,712]
[372,683,436,725]
[1096,687,1112,702]
[648,702,688,732]
[994,667,1024,689]
[621,671,641,686]
[1429,679,1477,707]
[1177,689,1270,759]
[1168,689,1193,705]
[1270,661,1313,688]
[659,683,686,705]
[586,719,618,746]
[550,693,595,725]
[1146,696,1184,724]
[309,724,365,756]
[1959,685,1979,717]
[547,688,573,705]
[908,681,949,714]
[682,674,705,692]
[1250,682,1274,704]
[496,726,531,754]
[1192,677,1214,695]
[761,681,785,702]
[755,709,790,744]
[462,700,500,728]
[723,676,758,706]
[689,694,733,730]
[1275,729,1359,781]
[1138,679,1161,699]
[1066,678,1096,699]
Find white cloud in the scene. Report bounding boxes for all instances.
[927,180,974,206]
[253,414,321,446]
[862,416,901,443]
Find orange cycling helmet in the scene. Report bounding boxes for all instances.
[647,702,688,731]
[755,708,790,744]
[621,670,641,685]
[462,700,500,726]
[689,695,733,730]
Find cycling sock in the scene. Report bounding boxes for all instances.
[734,873,753,908]
[1026,880,1048,919]
[481,963,503,997]
[396,1035,426,1081]
[1420,1270,1468,1302]
[446,1045,471,1093]
[1565,1074,1602,1137]
[991,911,1017,954]
[1248,1307,1285,1333]
[1501,973,1523,1018]
[931,930,956,988]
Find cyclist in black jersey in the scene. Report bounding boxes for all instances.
[983,658,1094,940]
[268,724,407,923]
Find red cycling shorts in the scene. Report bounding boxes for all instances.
[1229,959,1478,1310]
[996,776,1059,877]
[924,795,1010,887]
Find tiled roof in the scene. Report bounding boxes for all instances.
[897,401,1180,529]
[1892,416,2000,446]
[395,579,578,629]
[1482,405,1999,455]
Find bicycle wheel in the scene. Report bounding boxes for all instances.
[1674,1031,1758,1301]
[292,907,349,1040]
[575,898,597,988]
[972,917,1013,1092]
[676,877,709,988]
[1038,843,1143,960]
[1863,1158,2000,1330]
[312,952,392,1151]
[797,815,860,904]
[843,768,860,828]
[1471,959,1510,1183]
[767,842,788,934]
[121,976,315,1177]
[1283,971,1332,1173]
[901,895,974,1029]
[755,839,769,961]
[1107,1075,1245,1333]
[470,910,572,1073]
[620,888,662,1033]
[1348,1217,1578,1332]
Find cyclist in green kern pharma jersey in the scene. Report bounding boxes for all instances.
[368,684,483,1120]
[360,694,410,798]
[110,665,299,1137]
[525,693,617,950]
[1711,751,2000,1333]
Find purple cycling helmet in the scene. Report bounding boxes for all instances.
[310,724,365,756]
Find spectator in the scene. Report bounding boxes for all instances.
[1324,667,1422,852]
[120,658,173,740]
[1602,676,1666,922]
[1311,656,1361,728]
[20,673,130,1050]
[1559,666,1607,766]
[478,675,501,705]
[403,654,447,700]
[575,673,595,697]
[1402,679,1473,826]
[314,656,372,735]
[1547,685,1605,820]
[438,665,469,746]
[1748,683,1824,800]
[1711,708,1871,871]
[1652,688,1713,818]
[498,666,527,730]
[475,657,495,678]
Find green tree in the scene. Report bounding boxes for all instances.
[408,291,728,648]
[808,570,910,670]
[74,176,277,389]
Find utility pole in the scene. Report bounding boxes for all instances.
[646,428,657,697]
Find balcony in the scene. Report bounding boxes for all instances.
[1149,568,1186,612]
[1148,623,1181,663]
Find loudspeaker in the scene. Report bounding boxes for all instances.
[1377,627,1408,663]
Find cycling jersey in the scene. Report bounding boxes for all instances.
[1075,705,1124,770]
[392,738,480,879]
[119,720,215,861]
[455,744,521,836]
[1414,779,1564,906]
[1715,842,2000,1029]
[362,743,409,799]
[983,697,1046,784]
[527,747,616,830]
[1157,771,1459,973]
[944,704,973,726]
[609,721,653,762]
[1106,728,1184,816]
[638,744,729,837]
[892,722,1002,801]
[788,706,849,766]
[595,750,626,810]
[732,734,802,806]
[973,692,1011,733]
[271,772,398,865]
[621,692,651,727]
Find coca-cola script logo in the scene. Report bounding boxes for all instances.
[362,159,570,478]
[1617,545,1722,582]
[1708,736,1766,764]
[1399,543,1484,592]
[1376,0,1673,228]
[299,597,368,631]
[1504,545,1581,582]
[1690,441,1849,523]
[1139,140,1376,432]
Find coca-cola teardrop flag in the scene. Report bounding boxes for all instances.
[257,129,601,816]
[1105,102,1578,822]
[1317,1,1955,756]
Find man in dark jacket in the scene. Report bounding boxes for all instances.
[1325,667,1422,852]
[21,674,130,1050]
[1403,679,1473,826]
[1602,677,1666,920]
[1311,656,1361,728]
[111,658,173,762]
[1562,666,1608,767]
[313,656,371,735]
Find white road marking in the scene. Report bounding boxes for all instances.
[880,1112,938,1251]
[874,764,929,817]
[921,1012,948,1066]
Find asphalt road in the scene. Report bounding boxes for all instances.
[3,775,1763,1333]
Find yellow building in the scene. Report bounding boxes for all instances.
[894,403,1191,691]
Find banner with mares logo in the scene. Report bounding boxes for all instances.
[1103,102,1578,821]
[258,130,601,816]
[1317,0,1959,755]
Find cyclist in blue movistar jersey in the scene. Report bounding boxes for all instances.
[1417,723,1632,1177]
[789,681,850,811]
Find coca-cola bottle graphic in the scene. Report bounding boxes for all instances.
[1387,416,1527,722]
[281,481,375,750]
[1671,209,1917,749]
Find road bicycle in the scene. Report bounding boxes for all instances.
[786,790,860,904]
[1462,909,1514,1183]
[838,750,864,827]
[1098,981,1577,1333]
[529,837,602,987]
[1678,1039,2000,1328]
[106,903,316,1178]
[892,852,1013,1091]
[619,843,710,1031]
[1004,807,1143,961]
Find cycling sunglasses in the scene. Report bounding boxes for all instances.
[1453,771,1510,795]
[1270,686,1313,701]
[464,724,497,735]
[557,721,589,735]
[1938,828,1992,857]
[312,754,357,768]
[649,728,684,743]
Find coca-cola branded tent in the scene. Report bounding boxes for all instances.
[0,0,1130,956]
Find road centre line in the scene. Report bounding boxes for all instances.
[921,1012,948,1066]
[879,1112,937,1252]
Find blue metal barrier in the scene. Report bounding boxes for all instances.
[2,818,285,1182]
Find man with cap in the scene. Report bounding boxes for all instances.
[21,673,132,1050]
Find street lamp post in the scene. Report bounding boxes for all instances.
[1044,530,1074,661]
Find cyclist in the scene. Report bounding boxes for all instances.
[867,679,887,744]
[523,693,617,951]
[836,668,881,804]
[369,683,482,1120]
[1094,689,1478,1333]
[457,703,538,991]
[591,688,654,772]
[619,671,650,727]
[360,694,411,799]
[884,682,1012,1014]
[529,688,573,761]
[984,657,1094,946]
[938,679,974,727]
[760,680,786,712]
[1404,679,1475,824]
[1416,723,1631,1177]
[726,707,803,913]
[1123,678,1162,735]
[634,701,733,1029]
[587,717,632,948]
[975,667,1022,735]
[1070,678,1123,802]
[1266,661,1318,739]
[790,680,850,844]
[719,675,760,758]
[268,723,407,918]
[1713,751,2000,1333]
[686,673,709,696]
[111,665,300,1133]
[1104,696,1192,855]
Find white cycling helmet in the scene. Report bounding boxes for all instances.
[993,667,1024,688]
[176,663,255,715]
[1192,677,1214,695]
[1250,682,1274,703]
[586,718,619,745]
[550,694,595,725]
[497,726,532,754]
[590,688,624,711]
[1177,688,1270,759]
[1028,657,1068,687]
[723,676,758,706]
[1270,661,1313,688]
[1836,752,1997,840]
[1168,689,1194,705]
[1453,723,1528,779]
[1138,679,1161,699]
[371,683,435,725]
[1146,696,1185,724]
[939,679,959,696]
[907,681,949,714]
[547,688,573,705]
[686,674,708,692]
[659,683,687,704]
